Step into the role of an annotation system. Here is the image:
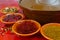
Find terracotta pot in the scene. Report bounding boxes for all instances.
[12,20,41,36]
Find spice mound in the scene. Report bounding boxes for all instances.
[0,13,24,24]
[3,14,22,22]
[41,23,60,40]
[16,20,38,34]
[1,7,19,14]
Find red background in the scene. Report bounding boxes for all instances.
[0,0,47,40]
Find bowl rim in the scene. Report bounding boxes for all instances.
[12,20,41,36]
[40,23,60,40]
[0,13,25,24]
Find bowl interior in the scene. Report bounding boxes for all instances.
[41,23,60,40]
[12,20,41,36]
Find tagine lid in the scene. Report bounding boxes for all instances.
[18,0,60,11]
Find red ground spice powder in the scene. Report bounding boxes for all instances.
[15,21,38,34]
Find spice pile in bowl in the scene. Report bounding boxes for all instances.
[12,20,41,36]
[3,14,22,22]
[0,13,24,24]
[41,23,60,40]
[0,7,20,14]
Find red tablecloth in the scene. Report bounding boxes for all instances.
[0,0,47,40]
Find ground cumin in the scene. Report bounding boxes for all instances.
[43,26,60,40]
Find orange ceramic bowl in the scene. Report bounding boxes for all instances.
[12,20,41,36]
[41,23,60,40]
[0,13,25,24]
[0,6,20,15]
